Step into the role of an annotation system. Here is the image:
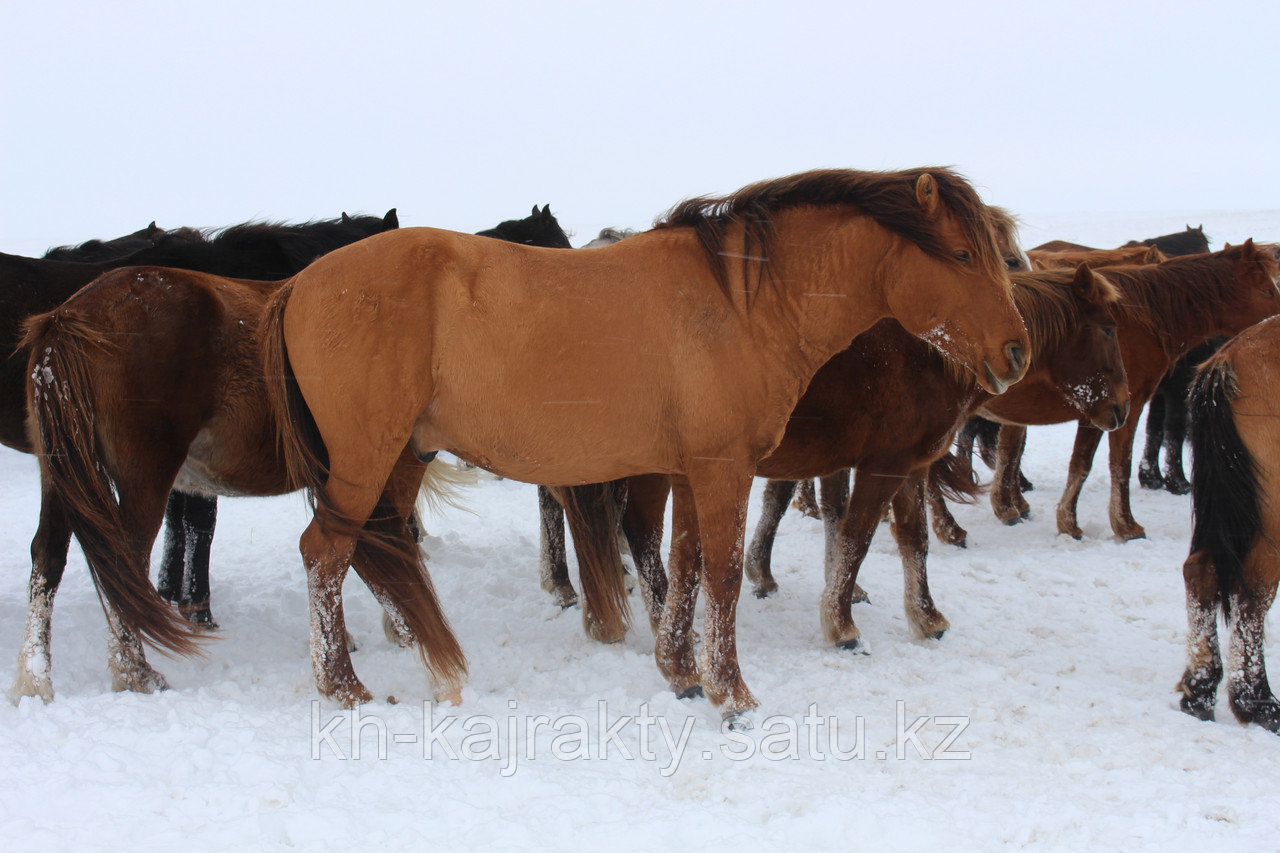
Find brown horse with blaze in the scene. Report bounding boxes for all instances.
[261,168,1029,718]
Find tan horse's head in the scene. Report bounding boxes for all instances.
[880,173,1030,395]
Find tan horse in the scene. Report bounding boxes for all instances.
[260,168,1030,717]
[1179,315,1280,732]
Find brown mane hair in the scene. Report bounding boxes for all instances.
[1010,267,1120,366]
[653,167,1007,300]
[1094,244,1278,353]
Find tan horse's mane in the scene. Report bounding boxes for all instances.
[1093,244,1279,348]
[653,167,1007,301]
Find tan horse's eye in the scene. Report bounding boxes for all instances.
[955,250,972,264]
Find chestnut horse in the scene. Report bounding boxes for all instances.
[613,264,1126,650]
[260,168,1030,717]
[9,209,558,704]
[988,242,1280,540]
[1027,245,1165,270]
[0,211,399,635]
[1178,315,1280,733]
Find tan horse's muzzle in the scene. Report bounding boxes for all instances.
[982,341,1027,394]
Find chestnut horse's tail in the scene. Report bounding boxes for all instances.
[1188,352,1261,620]
[550,482,632,643]
[928,450,985,504]
[260,283,467,689]
[22,311,203,657]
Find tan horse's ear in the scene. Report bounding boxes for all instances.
[1143,246,1163,264]
[915,173,939,217]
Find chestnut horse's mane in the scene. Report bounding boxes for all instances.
[653,167,1006,301]
[1093,244,1278,350]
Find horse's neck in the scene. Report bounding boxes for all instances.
[1124,260,1238,356]
[754,213,895,379]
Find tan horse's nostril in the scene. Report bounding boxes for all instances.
[1004,342,1025,376]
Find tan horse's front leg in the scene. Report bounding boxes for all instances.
[1105,411,1147,540]
[654,477,702,699]
[1056,422,1104,539]
[689,467,758,722]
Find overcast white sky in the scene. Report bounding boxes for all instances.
[3,1,1277,254]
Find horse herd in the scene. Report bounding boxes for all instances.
[4,167,1280,735]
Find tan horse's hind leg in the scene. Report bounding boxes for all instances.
[1178,550,1223,721]
[299,467,392,707]
[360,451,466,704]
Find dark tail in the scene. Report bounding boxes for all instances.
[553,482,631,643]
[929,450,985,504]
[23,312,203,656]
[1189,352,1261,619]
[259,284,467,689]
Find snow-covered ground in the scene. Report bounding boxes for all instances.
[2,213,1279,850]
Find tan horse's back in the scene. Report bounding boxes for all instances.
[283,226,800,485]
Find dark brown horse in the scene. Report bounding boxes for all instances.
[0,212,399,637]
[1179,315,1280,733]
[260,168,1030,717]
[611,264,1126,651]
[8,209,556,704]
[989,242,1280,540]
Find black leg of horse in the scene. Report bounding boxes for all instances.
[178,492,218,629]
[538,485,577,608]
[157,491,187,603]
[9,485,74,703]
[1160,361,1194,496]
[1138,382,1167,491]
[745,479,797,598]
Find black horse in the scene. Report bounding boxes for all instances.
[1133,226,1213,494]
